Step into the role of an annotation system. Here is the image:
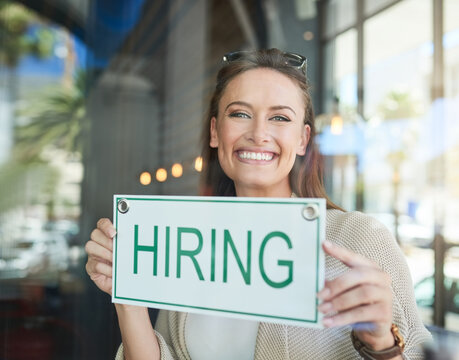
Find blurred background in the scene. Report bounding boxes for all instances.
[0,0,458,358]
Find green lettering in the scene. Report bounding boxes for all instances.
[259,231,293,288]
[133,225,158,275]
[165,226,170,277]
[211,228,216,282]
[223,230,251,285]
[177,227,204,280]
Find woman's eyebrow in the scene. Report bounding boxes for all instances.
[225,101,252,111]
[225,101,296,115]
[270,105,296,115]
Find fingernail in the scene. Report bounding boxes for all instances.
[323,317,334,327]
[317,287,330,300]
[318,302,333,313]
[323,240,333,248]
[109,228,117,238]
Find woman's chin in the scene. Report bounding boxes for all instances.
[233,177,290,197]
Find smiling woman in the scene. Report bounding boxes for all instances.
[85,49,431,360]
[209,68,309,198]
[202,49,338,206]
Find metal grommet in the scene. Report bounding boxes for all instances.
[117,199,130,214]
[302,203,319,221]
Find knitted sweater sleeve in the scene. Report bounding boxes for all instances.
[328,210,432,359]
[114,311,181,360]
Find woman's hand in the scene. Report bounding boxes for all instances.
[318,240,396,352]
[85,218,116,296]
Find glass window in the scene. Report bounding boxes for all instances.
[443,0,459,330]
[364,0,398,17]
[318,29,359,210]
[363,1,437,327]
[444,0,459,100]
[0,1,87,358]
[324,0,357,39]
[363,0,432,218]
[323,0,459,331]
[319,28,358,113]
[335,29,358,112]
[0,0,326,357]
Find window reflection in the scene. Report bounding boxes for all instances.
[0,0,86,358]
[322,0,459,332]
[1,0,459,358]
[324,0,357,38]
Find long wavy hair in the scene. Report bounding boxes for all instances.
[200,48,342,210]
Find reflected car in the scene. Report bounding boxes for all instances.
[0,232,69,280]
[0,238,48,279]
[368,213,434,248]
[414,274,459,330]
[43,219,79,246]
[43,232,69,272]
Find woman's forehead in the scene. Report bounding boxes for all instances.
[220,68,305,109]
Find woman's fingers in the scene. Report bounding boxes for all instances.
[97,218,117,239]
[85,218,116,296]
[322,302,392,328]
[318,266,391,301]
[322,240,375,268]
[318,240,393,339]
[318,284,389,315]
[90,227,114,251]
[85,240,113,263]
[86,257,113,278]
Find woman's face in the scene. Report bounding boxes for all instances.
[210,68,310,197]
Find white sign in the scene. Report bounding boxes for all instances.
[112,195,325,327]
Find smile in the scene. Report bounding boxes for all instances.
[237,151,275,161]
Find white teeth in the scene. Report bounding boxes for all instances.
[238,151,273,161]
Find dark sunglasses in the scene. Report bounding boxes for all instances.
[222,50,307,75]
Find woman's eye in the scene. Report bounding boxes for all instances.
[229,112,250,119]
[271,115,291,122]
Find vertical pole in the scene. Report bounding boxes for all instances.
[432,0,445,328]
[356,0,365,211]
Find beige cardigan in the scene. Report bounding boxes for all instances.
[116,210,431,359]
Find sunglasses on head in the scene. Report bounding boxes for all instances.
[222,50,307,75]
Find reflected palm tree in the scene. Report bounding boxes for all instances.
[14,70,87,161]
[0,0,54,107]
[0,1,57,216]
[7,69,86,219]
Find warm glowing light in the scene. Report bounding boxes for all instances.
[156,168,167,182]
[393,170,400,184]
[194,156,203,172]
[303,31,314,41]
[139,171,151,185]
[171,163,183,178]
[330,115,343,135]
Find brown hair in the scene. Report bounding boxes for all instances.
[200,48,342,210]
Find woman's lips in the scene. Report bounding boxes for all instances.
[236,150,277,162]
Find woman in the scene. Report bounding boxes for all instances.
[85,49,431,359]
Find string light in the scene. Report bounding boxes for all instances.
[139,171,151,185]
[171,163,183,178]
[194,156,203,172]
[156,168,167,182]
[303,31,314,41]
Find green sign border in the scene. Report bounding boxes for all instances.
[114,197,322,324]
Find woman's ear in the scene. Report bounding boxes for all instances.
[296,124,310,156]
[210,117,219,148]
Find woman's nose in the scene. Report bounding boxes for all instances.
[248,117,269,144]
